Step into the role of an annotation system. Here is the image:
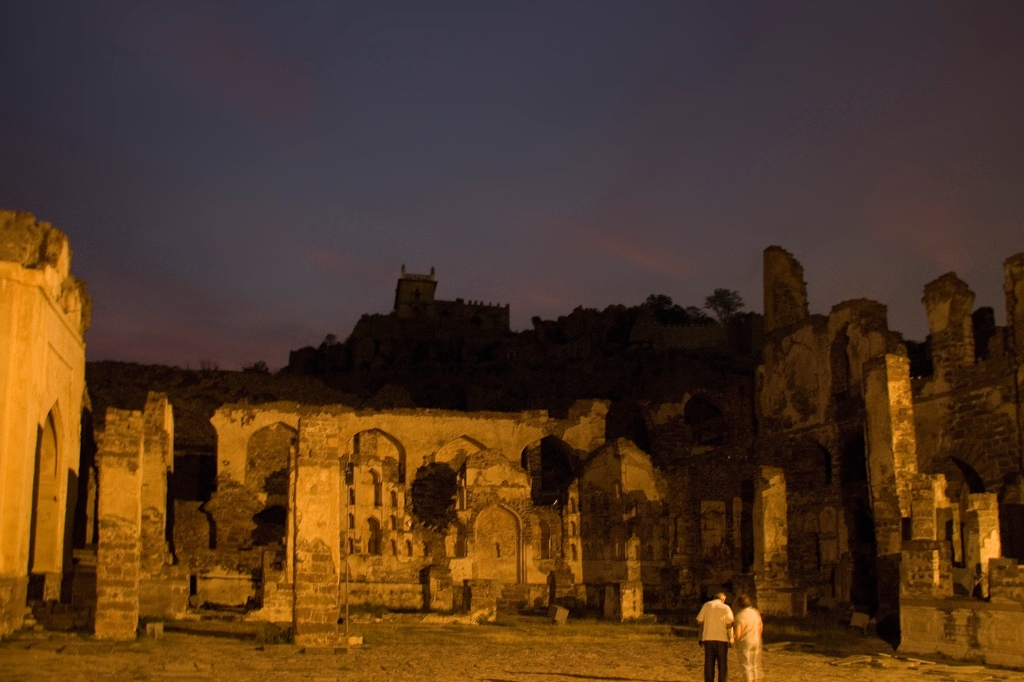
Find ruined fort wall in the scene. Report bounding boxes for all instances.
[211,401,607,488]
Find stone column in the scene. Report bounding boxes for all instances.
[863,353,919,616]
[94,409,144,641]
[140,393,173,575]
[965,493,1001,597]
[753,466,792,614]
[137,392,187,620]
[293,413,342,647]
[922,273,976,390]
[901,475,953,600]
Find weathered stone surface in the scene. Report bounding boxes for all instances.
[764,246,809,334]
[94,408,144,641]
[922,273,976,390]
[0,211,88,636]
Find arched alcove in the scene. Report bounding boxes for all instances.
[684,396,727,446]
[366,518,382,555]
[436,435,484,467]
[474,505,521,583]
[520,436,576,506]
[29,411,60,575]
[352,429,407,483]
[245,423,295,550]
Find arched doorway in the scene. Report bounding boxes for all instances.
[246,423,295,550]
[29,412,60,577]
[474,505,521,583]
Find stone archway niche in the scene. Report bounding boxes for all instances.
[473,504,521,583]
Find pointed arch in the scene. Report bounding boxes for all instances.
[473,504,522,583]
[520,436,576,506]
[435,435,485,467]
[246,422,296,495]
[351,429,407,483]
[29,409,61,574]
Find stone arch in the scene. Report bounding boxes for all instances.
[353,429,407,483]
[520,436,576,506]
[370,470,383,507]
[948,457,987,495]
[246,423,295,496]
[539,520,552,559]
[684,395,727,446]
[29,409,61,575]
[473,504,522,583]
[246,423,295,548]
[435,435,485,468]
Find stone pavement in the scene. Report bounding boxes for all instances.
[1,618,1023,682]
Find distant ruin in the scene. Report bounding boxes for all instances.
[1,210,1023,665]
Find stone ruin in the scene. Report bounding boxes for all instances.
[1,210,1024,665]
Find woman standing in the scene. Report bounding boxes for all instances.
[733,594,764,682]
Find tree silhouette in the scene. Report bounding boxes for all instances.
[704,288,744,323]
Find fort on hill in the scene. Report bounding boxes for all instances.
[2,209,1024,667]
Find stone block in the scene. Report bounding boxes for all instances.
[465,579,498,623]
[145,621,164,638]
[548,604,569,625]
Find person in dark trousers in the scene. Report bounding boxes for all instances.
[696,592,734,682]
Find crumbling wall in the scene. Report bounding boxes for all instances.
[763,246,809,334]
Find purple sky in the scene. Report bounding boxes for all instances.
[2,1,1022,369]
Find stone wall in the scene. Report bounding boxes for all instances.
[0,211,88,636]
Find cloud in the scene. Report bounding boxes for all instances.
[126,4,313,126]
[571,223,690,280]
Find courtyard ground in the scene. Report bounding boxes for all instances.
[1,615,1022,682]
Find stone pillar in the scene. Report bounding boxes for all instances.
[94,409,144,641]
[922,273,976,389]
[137,393,188,620]
[293,413,342,647]
[864,353,919,615]
[965,493,1001,598]
[1004,252,1024,358]
[600,582,641,621]
[619,582,644,620]
[763,246,809,333]
[752,466,792,614]
[910,475,947,542]
[140,393,173,575]
[901,474,952,600]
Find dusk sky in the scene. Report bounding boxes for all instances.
[2,1,1022,369]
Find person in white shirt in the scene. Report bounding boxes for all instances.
[732,594,763,682]
[696,592,734,682]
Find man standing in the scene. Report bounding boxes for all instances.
[696,592,734,682]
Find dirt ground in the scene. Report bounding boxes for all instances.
[1,616,1022,682]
